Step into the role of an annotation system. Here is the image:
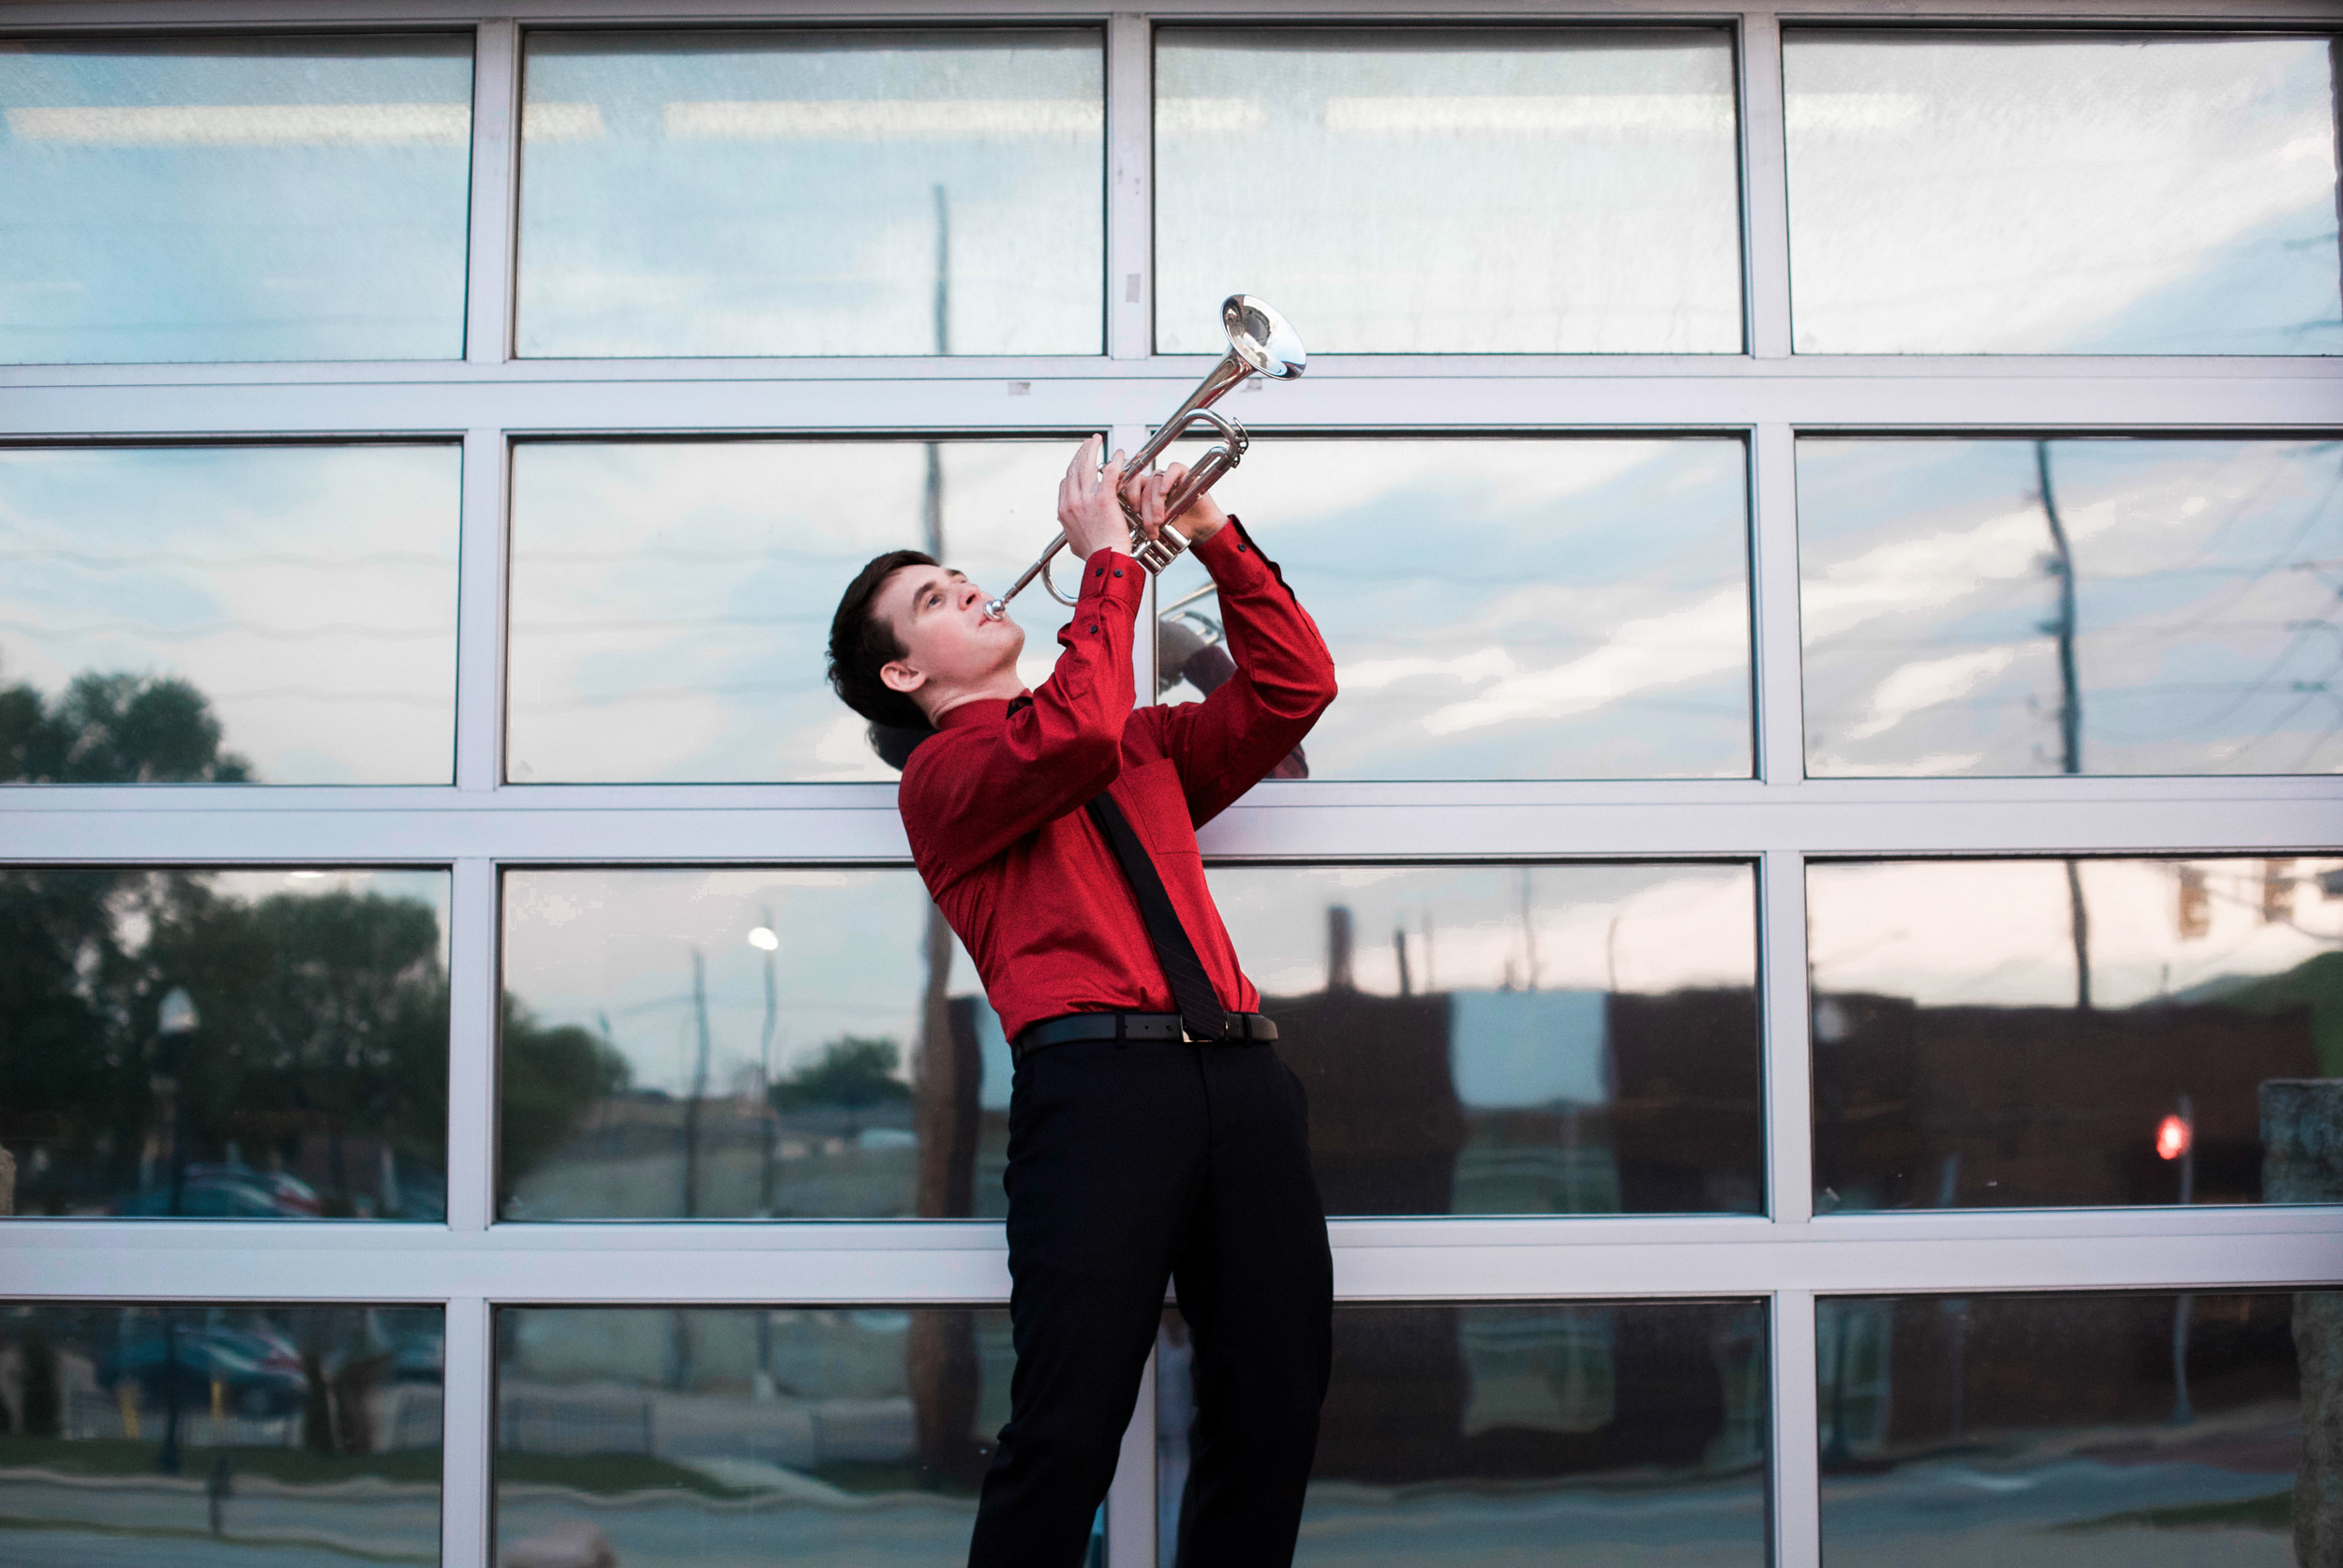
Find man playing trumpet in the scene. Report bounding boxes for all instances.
[826,435,1338,1568]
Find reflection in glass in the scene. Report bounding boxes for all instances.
[1817,1291,2324,1566]
[1209,863,1761,1216]
[1808,857,2342,1212]
[505,440,1069,783]
[1155,439,1751,779]
[516,29,1103,357]
[0,1304,443,1561]
[497,1306,1019,1566]
[0,36,473,363]
[0,869,452,1220]
[1161,1300,1767,1566]
[0,444,462,784]
[500,868,1014,1221]
[1784,33,2343,354]
[1155,29,1742,354]
[1799,439,2343,777]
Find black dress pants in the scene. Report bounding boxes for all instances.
[965,1034,1334,1568]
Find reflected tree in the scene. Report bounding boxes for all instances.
[497,997,633,1209]
[0,668,252,784]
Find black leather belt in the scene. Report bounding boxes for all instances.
[1013,1010,1278,1063]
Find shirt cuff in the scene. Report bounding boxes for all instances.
[1072,547,1147,620]
[1192,515,1279,593]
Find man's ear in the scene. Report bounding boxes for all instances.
[879,658,927,697]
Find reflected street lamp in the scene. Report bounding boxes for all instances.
[156,988,198,1476]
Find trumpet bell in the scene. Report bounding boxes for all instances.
[1223,294,1306,381]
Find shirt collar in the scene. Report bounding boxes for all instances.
[935,694,1028,730]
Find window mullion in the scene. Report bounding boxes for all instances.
[446,858,501,1232]
[440,1295,494,1568]
[1752,423,1805,784]
[1107,12,1155,360]
[455,427,511,791]
[1769,1289,1824,1568]
[465,19,520,366]
[1739,8,1795,360]
[1763,848,1815,1225]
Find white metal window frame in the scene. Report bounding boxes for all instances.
[3,3,2340,1565]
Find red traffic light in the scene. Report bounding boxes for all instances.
[2156,1114,2192,1161]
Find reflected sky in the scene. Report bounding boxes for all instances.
[1808,857,2343,1013]
[0,36,472,364]
[1212,863,1754,1002]
[1157,28,1742,354]
[1799,439,2343,778]
[516,29,1102,357]
[506,440,1071,784]
[1785,33,2342,354]
[502,868,973,1103]
[0,445,461,784]
[1159,437,1752,779]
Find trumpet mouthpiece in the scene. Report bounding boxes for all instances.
[983,598,1006,621]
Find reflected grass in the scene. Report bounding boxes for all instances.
[0,1435,438,1486]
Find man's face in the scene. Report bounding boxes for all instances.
[873,562,1024,711]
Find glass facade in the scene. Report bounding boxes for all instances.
[496,1305,1017,1567]
[1817,1291,2321,1566]
[7,7,2335,1568]
[504,440,1069,784]
[0,1303,444,1561]
[0,867,453,1220]
[1165,1301,1769,1566]
[1807,856,2342,1213]
[515,29,1104,358]
[1155,438,1753,779]
[0,444,463,785]
[1155,28,1744,354]
[0,36,474,364]
[1784,32,2343,355]
[1798,439,2343,778]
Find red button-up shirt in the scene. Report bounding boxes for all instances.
[898,519,1337,1043]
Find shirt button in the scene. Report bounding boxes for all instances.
[1088,623,1098,634]
[1113,568,1124,577]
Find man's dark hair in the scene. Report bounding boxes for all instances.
[828,548,938,735]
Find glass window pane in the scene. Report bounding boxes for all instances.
[0,868,452,1220]
[0,36,473,364]
[1209,863,1761,1217]
[1808,856,2342,1213]
[1156,28,1742,354]
[515,29,1103,357]
[500,867,1010,1220]
[1818,1290,2323,1564]
[0,444,461,784]
[1157,438,1751,780]
[1784,32,2343,355]
[0,1303,443,1550]
[1160,1300,1768,1566]
[1798,439,2343,778]
[498,1305,1007,1564]
[505,440,1068,784]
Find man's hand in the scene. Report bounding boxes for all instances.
[1057,436,1131,564]
[1123,462,1229,547]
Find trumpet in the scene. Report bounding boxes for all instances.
[983,294,1306,620]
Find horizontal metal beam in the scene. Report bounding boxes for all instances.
[0,0,2335,27]
[4,367,2339,434]
[7,1208,2338,1301]
[7,781,2336,860]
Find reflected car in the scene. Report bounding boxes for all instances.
[97,1320,306,1418]
[111,1164,322,1218]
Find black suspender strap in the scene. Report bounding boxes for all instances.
[1084,792,1229,1042]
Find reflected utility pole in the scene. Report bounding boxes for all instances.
[924,184,950,559]
[2037,441,2092,1011]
